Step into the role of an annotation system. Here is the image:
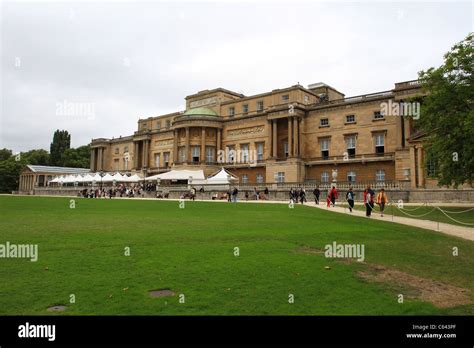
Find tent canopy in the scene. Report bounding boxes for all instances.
[206,168,238,184]
[146,170,204,181]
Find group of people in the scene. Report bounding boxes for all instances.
[304,185,390,218]
[79,183,146,199]
[289,187,307,204]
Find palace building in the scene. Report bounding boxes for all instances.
[90,79,432,188]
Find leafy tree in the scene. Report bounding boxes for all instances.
[0,148,12,161]
[417,33,473,187]
[49,130,71,166]
[61,145,90,168]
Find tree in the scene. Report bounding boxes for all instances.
[49,130,71,166]
[0,148,12,161]
[61,145,90,168]
[417,33,473,187]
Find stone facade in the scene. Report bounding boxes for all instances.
[91,80,432,188]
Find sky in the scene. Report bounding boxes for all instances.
[1,0,472,153]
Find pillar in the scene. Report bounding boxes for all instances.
[272,120,277,158]
[201,127,206,164]
[134,142,139,169]
[417,146,425,187]
[142,140,149,169]
[268,120,273,158]
[90,149,96,171]
[293,117,299,157]
[409,146,417,188]
[185,127,190,163]
[287,117,293,157]
[173,129,178,163]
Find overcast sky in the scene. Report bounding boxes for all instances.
[1,0,472,153]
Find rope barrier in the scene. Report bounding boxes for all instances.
[436,207,474,214]
[396,205,438,218]
[434,207,474,226]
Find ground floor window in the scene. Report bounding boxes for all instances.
[276,172,285,183]
[154,153,160,167]
[192,146,200,164]
[241,174,248,184]
[256,173,264,183]
[206,147,214,164]
[347,171,356,182]
[321,171,329,183]
[376,169,385,181]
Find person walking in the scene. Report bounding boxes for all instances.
[346,187,355,212]
[364,185,375,217]
[376,188,389,217]
[289,188,295,204]
[300,188,306,204]
[313,186,320,204]
[330,186,338,207]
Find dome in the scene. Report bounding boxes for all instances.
[183,107,219,117]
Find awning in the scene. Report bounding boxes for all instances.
[146,170,205,181]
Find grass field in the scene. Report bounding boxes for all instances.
[0,195,473,315]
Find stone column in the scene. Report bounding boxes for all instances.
[173,129,178,164]
[185,127,190,163]
[201,127,206,164]
[272,120,277,158]
[293,117,299,157]
[417,146,425,187]
[97,148,103,171]
[409,146,417,188]
[287,117,293,157]
[143,140,149,168]
[268,120,273,158]
[134,142,139,169]
[90,149,96,171]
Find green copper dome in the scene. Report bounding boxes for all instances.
[183,107,219,117]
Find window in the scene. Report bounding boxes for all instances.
[241,174,248,184]
[256,174,264,184]
[304,95,310,103]
[156,121,161,130]
[229,107,235,116]
[142,123,147,130]
[282,94,289,102]
[206,147,214,164]
[154,153,160,167]
[257,101,264,112]
[321,171,329,183]
[346,114,355,123]
[376,169,386,182]
[256,143,264,161]
[114,159,120,171]
[320,138,329,159]
[123,158,129,170]
[427,159,437,177]
[192,146,200,163]
[241,144,249,163]
[242,104,249,114]
[179,147,186,162]
[166,120,171,128]
[375,133,385,154]
[320,118,329,126]
[163,152,170,167]
[374,111,384,120]
[115,147,119,154]
[276,172,285,183]
[124,146,129,153]
[227,145,235,163]
[347,171,356,183]
[346,135,356,158]
[284,142,289,158]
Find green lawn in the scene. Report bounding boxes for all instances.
[0,195,473,315]
[341,202,474,227]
